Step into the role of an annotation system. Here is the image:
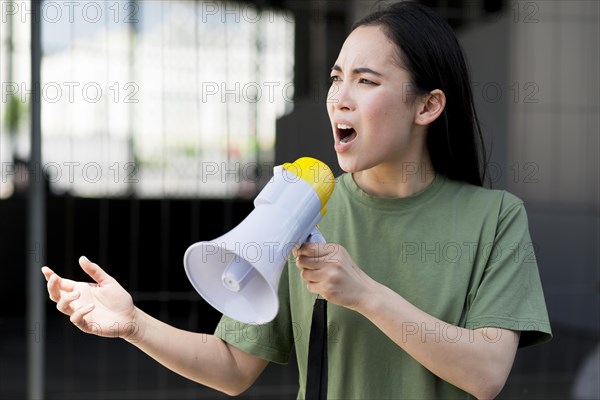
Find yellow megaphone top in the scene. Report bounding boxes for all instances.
[282,157,335,216]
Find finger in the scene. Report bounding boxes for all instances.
[54,274,77,291]
[298,243,341,264]
[295,248,329,271]
[291,247,300,259]
[291,244,306,259]
[294,243,320,268]
[79,256,112,284]
[293,242,322,258]
[47,274,62,302]
[48,271,76,294]
[300,268,322,284]
[56,290,81,315]
[296,256,319,271]
[70,303,95,331]
[41,266,54,281]
[48,273,77,303]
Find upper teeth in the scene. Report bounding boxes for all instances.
[337,123,352,130]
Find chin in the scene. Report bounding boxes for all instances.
[336,154,361,174]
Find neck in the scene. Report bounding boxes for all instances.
[353,153,436,198]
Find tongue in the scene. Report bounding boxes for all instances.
[340,130,357,144]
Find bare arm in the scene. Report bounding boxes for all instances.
[126,307,268,395]
[42,257,268,396]
[295,243,519,400]
[356,282,519,400]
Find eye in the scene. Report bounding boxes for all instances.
[359,78,376,85]
[329,75,341,84]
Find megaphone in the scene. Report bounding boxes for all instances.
[183,157,335,324]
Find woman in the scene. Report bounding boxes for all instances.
[42,2,551,399]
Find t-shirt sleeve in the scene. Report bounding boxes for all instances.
[465,192,552,347]
[214,264,295,364]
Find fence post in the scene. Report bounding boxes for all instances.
[27,0,46,398]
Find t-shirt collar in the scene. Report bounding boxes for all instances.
[341,172,445,211]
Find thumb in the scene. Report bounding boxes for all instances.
[79,256,113,284]
[294,242,323,258]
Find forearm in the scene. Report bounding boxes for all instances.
[125,307,263,395]
[355,282,519,400]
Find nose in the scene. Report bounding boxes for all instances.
[328,81,355,111]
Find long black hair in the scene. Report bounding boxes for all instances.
[353,1,487,187]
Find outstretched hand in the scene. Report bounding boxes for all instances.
[41,256,138,340]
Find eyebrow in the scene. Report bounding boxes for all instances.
[331,64,383,77]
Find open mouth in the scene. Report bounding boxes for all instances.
[336,123,357,144]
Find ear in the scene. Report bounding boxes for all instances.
[414,89,446,126]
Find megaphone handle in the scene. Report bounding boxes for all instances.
[302,228,329,398]
[306,297,328,399]
[306,227,326,244]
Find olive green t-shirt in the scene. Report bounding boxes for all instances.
[215,173,552,399]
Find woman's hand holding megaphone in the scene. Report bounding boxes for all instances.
[41,256,139,340]
[293,242,378,311]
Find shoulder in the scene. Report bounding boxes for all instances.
[441,179,536,248]
[441,177,525,215]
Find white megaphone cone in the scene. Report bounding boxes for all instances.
[184,157,335,324]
